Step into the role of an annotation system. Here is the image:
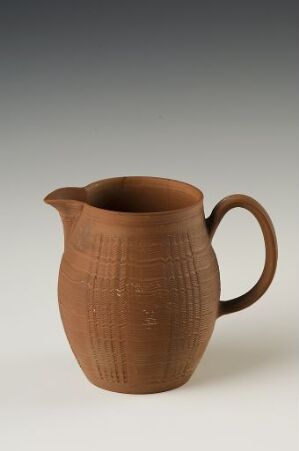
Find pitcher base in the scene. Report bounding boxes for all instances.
[85,374,193,394]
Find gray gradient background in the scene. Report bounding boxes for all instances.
[0,1,298,450]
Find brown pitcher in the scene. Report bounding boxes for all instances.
[44,176,278,394]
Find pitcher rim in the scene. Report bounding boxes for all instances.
[45,176,204,224]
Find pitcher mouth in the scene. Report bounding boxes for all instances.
[84,176,203,215]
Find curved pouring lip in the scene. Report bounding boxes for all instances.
[44,186,87,206]
[44,176,204,225]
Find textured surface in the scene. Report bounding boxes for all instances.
[58,205,220,393]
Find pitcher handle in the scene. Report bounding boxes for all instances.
[206,194,278,317]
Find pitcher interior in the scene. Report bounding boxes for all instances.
[86,177,202,213]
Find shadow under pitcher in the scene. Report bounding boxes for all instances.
[44,176,278,394]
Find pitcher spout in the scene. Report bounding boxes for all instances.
[44,187,86,246]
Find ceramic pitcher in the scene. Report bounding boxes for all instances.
[44,177,278,394]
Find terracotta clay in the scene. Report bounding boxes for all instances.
[44,177,278,394]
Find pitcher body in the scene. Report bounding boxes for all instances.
[45,176,277,394]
